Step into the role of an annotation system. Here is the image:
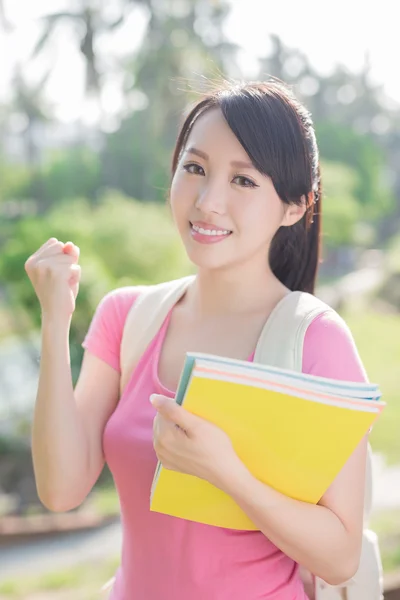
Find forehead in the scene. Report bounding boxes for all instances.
[185,107,245,154]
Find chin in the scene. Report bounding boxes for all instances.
[184,247,235,272]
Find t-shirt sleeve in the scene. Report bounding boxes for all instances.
[82,287,140,372]
[302,310,368,384]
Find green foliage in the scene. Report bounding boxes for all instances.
[316,121,393,217]
[320,160,362,248]
[343,310,400,464]
[257,35,397,239]
[0,555,120,598]
[0,157,32,201]
[100,112,171,203]
[388,233,400,270]
[90,191,192,283]
[376,270,400,312]
[35,146,102,204]
[86,485,120,517]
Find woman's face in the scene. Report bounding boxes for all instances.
[170,107,304,273]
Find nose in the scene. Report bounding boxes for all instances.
[195,178,228,215]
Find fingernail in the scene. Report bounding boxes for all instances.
[150,394,163,407]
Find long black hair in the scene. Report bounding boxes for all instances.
[171,81,322,294]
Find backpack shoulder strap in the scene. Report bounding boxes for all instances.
[119,275,195,395]
[254,291,332,370]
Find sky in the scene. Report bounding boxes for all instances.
[1,0,399,125]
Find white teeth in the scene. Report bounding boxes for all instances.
[192,224,230,236]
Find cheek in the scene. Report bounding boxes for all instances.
[170,173,189,221]
[236,196,284,240]
[170,173,203,233]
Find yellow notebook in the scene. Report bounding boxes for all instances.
[150,354,383,530]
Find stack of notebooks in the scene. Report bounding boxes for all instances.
[150,353,384,530]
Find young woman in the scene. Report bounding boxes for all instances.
[25,81,369,600]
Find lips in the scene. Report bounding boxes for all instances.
[189,221,232,244]
[190,221,232,235]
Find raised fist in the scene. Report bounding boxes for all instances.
[25,237,81,319]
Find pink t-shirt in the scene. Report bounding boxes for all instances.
[82,286,368,600]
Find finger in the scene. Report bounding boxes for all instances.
[41,237,59,249]
[153,413,161,445]
[68,264,81,287]
[150,394,195,433]
[37,255,78,269]
[30,258,80,283]
[25,239,65,274]
[35,240,65,259]
[63,242,80,263]
[153,413,172,438]
[25,243,66,274]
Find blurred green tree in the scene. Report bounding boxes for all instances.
[316,121,393,218]
[35,146,102,205]
[8,67,53,167]
[321,160,362,249]
[257,36,397,241]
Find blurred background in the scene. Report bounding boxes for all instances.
[1,0,400,598]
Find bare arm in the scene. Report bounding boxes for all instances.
[32,318,119,511]
[27,238,120,512]
[220,435,367,586]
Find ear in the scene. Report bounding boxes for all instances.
[281,193,312,227]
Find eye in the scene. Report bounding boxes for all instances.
[232,175,259,188]
[183,162,205,176]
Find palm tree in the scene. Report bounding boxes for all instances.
[30,1,129,97]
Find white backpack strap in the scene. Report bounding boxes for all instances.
[119,275,195,395]
[254,291,332,370]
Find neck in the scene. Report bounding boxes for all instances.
[186,261,289,317]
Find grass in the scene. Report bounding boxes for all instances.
[0,556,120,599]
[371,509,400,572]
[84,485,120,517]
[342,309,400,464]
[372,509,400,538]
[382,546,400,574]
[388,235,400,271]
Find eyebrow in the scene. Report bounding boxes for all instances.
[186,146,255,170]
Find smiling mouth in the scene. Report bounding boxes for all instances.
[190,222,232,237]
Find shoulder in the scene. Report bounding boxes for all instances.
[303,305,368,383]
[82,286,142,371]
[95,286,142,324]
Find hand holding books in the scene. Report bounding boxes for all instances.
[151,393,244,491]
